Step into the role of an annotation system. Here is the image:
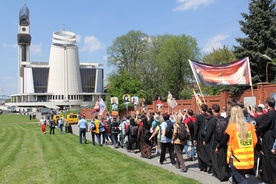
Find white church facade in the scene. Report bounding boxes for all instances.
[7,4,106,110]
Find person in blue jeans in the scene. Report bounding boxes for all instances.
[183,109,196,161]
[58,117,64,134]
[78,116,88,144]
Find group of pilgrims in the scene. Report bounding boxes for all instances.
[87,96,276,184]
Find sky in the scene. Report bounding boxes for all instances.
[0,0,249,96]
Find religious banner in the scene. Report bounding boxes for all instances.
[99,98,106,115]
[167,92,178,109]
[110,97,119,111]
[123,94,131,110]
[131,96,139,110]
[189,57,252,86]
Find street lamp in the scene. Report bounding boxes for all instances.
[262,54,274,83]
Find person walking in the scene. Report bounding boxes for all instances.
[49,117,55,135]
[216,105,257,184]
[39,116,47,134]
[78,116,88,144]
[193,104,212,172]
[256,97,276,183]
[91,115,101,146]
[110,117,120,148]
[159,113,176,165]
[204,104,229,181]
[172,114,187,172]
[58,117,64,134]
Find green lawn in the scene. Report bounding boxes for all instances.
[0,114,200,184]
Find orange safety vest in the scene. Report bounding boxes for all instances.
[225,122,257,170]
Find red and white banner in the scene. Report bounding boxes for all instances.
[189,57,252,86]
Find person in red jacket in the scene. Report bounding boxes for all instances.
[184,109,196,161]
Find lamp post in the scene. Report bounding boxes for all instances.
[262,54,274,83]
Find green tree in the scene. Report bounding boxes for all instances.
[106,70,145,111]
[157,34,201,99]
[107,30,149,79]
[234,0,276,83]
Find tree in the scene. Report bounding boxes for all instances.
[234,0,276,83]
[157,34,201,99]
[107,30,149,79]
[106,70,145,111]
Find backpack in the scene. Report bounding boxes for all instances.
[178,123,190,141]
[90,122,96,131]
[142,127,151,142]
[130,125,138,137]
[165,120,174,139]
[111,121,120,134]
[214,116,228,141]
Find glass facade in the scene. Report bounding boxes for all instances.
[80,68,96,93]
[32,68,49,93]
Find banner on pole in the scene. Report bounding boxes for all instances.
[189,57,252,86]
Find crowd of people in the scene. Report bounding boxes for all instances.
[38,96,276,183]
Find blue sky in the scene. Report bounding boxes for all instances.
[0,0,248,96]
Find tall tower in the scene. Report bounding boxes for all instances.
[17,4,32,94]
[47,31,82,102]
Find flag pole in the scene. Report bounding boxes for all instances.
[247,57,255,105]
[189,59,206,104]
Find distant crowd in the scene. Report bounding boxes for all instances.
[38,96,276,184]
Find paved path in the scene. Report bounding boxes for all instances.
[69,125,262,184]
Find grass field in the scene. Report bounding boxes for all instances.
[0,114,200,184]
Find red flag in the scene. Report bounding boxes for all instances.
[189,57,252,86]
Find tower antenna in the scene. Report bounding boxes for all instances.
[62,23,66,31]
[24,0,27,5]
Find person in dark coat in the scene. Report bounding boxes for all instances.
[137,115,152,158]
[204,104,229,181]
[256,97,276,183]
[193,104,212,172]
[126,118,138,152]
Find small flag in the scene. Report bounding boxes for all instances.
[193,89,203,106]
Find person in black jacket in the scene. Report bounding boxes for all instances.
[204,104,229,181]
[110,117,120,148]
[49,117,55,135]
[256,97,276,183]
[193,104,212,172]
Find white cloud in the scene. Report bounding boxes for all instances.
[203,34,229,53]
[4,76,14,80]
[2,43,17,48]
[30,43,43,56]
[81,36,104,52]
[173,0,215,11]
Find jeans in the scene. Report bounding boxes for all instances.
[184,140,195,158]
[91,132,101,145]
[230,158,248,184]
[79,128,87,144]
[59,124,63,134]
[111,133,118,147]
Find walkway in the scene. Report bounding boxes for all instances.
[70,125,262,184]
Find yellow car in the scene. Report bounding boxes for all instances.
[53,114,63,124]
[65,113,79,125]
